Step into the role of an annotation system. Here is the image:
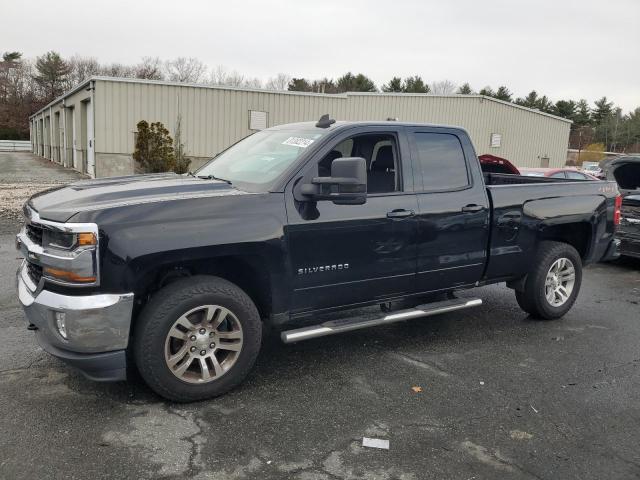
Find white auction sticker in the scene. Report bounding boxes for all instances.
[282,137,315,148]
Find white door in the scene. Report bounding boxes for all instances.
[86,100,95,178]
[71,108,78,170]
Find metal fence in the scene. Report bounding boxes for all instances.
[0,140,31,152]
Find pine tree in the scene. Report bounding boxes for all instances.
[478,86,494,97]
[34,51,70,102]
[516,91,539,108]
[403,75,429,93]
[456,83,473,94]
[133,120,176,173]
[382,77,403,92]
[573,99,591,127]
[494,86,512,102]
[592,97,613,125]
[336,72,377,92]
[287,78,312,92]
[553,100,577,120]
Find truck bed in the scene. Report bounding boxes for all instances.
[482,174,619,282]
[484,172,580,185]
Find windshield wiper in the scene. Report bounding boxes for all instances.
[197,174,232,185]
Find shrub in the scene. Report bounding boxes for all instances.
[132,120,175,173]
[173,114,191,174]
[578,143,605,164]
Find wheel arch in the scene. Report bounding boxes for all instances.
[130,252,274,322]
[537,221,592,260]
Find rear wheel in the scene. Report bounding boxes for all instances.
[515,241,582,320]
[133,276,262,402]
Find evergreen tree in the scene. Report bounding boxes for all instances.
[553,100,577,120]
[478,86,494,97]
[516,91,539,108]
[573,99,591,127]
[592,96,613,125]
[133,120,175,173]
[336,72,376,92]
[494,86,512,102]
[456,83,473,94]
[34,51,70,102]
[311,78,339,93]
[403,75,429,93]
[288,78,312,92]
[536,95,554,113]
[382,77,403,92]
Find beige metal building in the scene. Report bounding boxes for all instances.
[29,77,571,178]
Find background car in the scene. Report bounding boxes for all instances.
[478,154,520,175]
[582,162,605,179]
[519,167,598,180]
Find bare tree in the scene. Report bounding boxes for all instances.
[244,77,262,89]
[265,73,291,91]
[135,56,164,80]
[430,79,457,95]
[100,62,135,78]
[209,65,229,85]
[66,55,101,88]
[164,57,207,83]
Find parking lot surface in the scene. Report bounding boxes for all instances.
[1,155,640,479]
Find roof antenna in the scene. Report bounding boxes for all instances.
[316,114,336,128]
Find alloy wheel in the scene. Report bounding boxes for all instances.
[164,305,243,384]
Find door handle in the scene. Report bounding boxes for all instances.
[461,204,484,213]
[387,209,415,219]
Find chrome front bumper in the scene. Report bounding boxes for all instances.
[17,261,134,381]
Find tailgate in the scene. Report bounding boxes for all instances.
[619,196,640,256]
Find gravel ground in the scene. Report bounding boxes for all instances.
[1,151,640,479]
[0,151,85,220]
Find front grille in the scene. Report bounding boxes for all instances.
[26,262,43,284]
[26,223,43,246]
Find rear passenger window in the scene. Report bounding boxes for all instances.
[414,133,469,191]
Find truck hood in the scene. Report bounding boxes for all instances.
[28,173,243,223]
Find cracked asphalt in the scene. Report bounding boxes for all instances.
[1,153,640,479]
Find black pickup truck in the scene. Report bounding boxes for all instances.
[16,117,621,401]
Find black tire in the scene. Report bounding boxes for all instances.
[515,241,582,320]
[133,276,262,402]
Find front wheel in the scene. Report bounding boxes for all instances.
[515,241,582,320]
[133,276,262,402]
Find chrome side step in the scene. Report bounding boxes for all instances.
[281,298,482,344]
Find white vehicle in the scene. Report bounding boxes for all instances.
[582,162,603,177]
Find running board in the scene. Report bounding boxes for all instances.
[281,298,482,344]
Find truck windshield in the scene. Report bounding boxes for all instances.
[195,129,328,190]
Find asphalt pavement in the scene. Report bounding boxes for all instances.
[1,154,640,479]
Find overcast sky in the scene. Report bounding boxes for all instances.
[5,0,639,111]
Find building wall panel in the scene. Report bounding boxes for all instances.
[34,78,571,177]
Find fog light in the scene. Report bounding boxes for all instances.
[54,312,67,339]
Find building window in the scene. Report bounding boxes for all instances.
[249,110,267,131]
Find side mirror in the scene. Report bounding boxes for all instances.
[299,157,367,205]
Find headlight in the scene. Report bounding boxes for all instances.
[39,227,99,285]
[42,230,96,251]
[19,207,100,287]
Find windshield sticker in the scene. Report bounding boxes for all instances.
[282,137,315,148]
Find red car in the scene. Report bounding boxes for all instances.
[478,154,520,175]
[519,167,599,181]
